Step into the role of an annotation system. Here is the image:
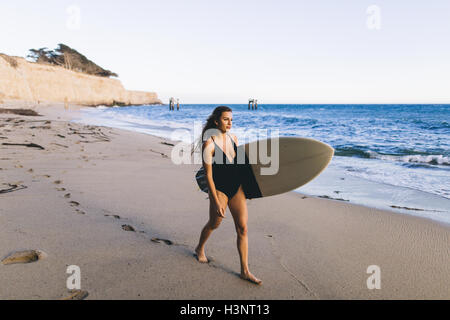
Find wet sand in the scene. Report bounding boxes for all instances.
[0,103,449,299]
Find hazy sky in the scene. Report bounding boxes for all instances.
[2,0,450,104]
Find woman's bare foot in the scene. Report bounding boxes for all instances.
[194,246,208,263]
[240,271,262,285]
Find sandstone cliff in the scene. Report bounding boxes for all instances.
[0,54,162,106]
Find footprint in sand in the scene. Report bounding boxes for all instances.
[54,180,62,184]
[61,290,89,300]
[1,250,47,265]
[122,225,135,232]
[0,183,27,194]
[69,201,80,207]
[56,187,66,191]
[151,238,173,245]
[75,209,86,215]
[64,193,71,198]
[104,214,121,219]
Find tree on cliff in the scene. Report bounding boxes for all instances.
[27,44,118,78]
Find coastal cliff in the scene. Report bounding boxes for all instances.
[0,54,162,106]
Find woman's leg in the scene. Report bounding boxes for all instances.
[195,190,228,263]
[228,185,262,284]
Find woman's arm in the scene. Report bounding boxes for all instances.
[202,138,220,206]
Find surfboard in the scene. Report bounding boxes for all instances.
[196,137,334,199]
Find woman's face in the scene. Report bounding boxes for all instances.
[215,111,232,132]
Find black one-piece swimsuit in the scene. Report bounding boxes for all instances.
[211,134,242,199]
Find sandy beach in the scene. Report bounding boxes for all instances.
[0,103,449,300]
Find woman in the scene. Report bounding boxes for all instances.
[192,106,262,285]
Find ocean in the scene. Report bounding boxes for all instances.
[73,104,450,224]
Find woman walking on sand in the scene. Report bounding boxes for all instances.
[192,106,262,285]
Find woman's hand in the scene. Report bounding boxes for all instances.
[213,201,226,218]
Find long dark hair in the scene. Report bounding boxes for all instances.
[191,106,232,155]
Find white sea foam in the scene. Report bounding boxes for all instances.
[331,156,450,200]
[367,151,450,165]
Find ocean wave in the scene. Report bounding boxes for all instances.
[334,146,372,158]
[409,118,450,130]
[254,112,319,126]
[335,147,450,166]
[371,153,450,166]
[422,121,450,130]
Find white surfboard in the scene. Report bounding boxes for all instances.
[237,137,334,198]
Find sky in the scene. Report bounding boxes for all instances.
[1,0,450,104]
